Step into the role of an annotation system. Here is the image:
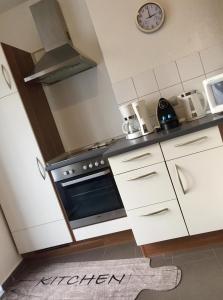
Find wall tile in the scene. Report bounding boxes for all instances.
[176,52,204,81]
[200,43,223,73]
[112,78,137,104]
[160,83,184,101]
[205,68,223,78]
[154,62,181,89]
[140,91,160,116]
[183,75,206,95]
[132,69,158,97]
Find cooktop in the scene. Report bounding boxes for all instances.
[46,138,118,171]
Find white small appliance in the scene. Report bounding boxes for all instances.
[203,73,223,114]
[178,90,207,121]
[119,104,143,140]
[132,100,154,135]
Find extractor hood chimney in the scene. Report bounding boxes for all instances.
[24,0,96,85]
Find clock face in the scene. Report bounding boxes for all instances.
[136,2,164,33]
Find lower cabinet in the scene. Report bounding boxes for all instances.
[127,200,188,245]
[167,146,223,235]
[0,93,72,253]
[12,220,72,254]
[110,130,223,246]
[111,148,188,246]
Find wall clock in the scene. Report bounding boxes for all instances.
[136,2,165,33]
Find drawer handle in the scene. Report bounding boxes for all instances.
[122,152,151,162]
[1,64,12,90]
[175,164,186,195]
[175,136,208,147]
[127,171,157,181]
[141,208,169,216]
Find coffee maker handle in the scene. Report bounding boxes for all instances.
[197,91,208,112]
[122,122,129,134]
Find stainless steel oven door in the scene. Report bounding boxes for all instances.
[56,168,126,229]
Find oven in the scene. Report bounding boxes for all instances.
[53,160,126,229]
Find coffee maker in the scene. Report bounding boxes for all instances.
[119,101,154,140]
[119,103,142,140]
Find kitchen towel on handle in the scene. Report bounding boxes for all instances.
[3,258,181,300]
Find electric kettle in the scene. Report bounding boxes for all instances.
[178,90,208,121]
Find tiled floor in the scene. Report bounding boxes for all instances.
[6,241,223,299]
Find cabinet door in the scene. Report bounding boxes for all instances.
[167,147,223,235]
[0,45,17,99]
[0,93,69,233]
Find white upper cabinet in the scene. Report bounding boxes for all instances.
[167,146,223,235]
[0,93,66,232]
[0,45,17,98]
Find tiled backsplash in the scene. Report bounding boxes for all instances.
[112,42,223,123]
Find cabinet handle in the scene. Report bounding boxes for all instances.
[127,171,157,181]
[1,64,12,90]
[175,136,208,147]
[36,157,46,180]
[175,164,186,194]
[122,152,151,162]
[141,208,169,216]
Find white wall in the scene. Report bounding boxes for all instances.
[86,0,223,83]
[0,0,122,151]
[0,209,21,285]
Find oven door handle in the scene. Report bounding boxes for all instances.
[61,169,111,187]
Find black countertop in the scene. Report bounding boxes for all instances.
[104,114,223,158]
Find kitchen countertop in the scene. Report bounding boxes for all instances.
[104,113,223,158]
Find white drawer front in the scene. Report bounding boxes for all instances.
[109,143,163,175]
[12,220,72,254]
[160,126,222,161]
[114,162,175,210]
[127,200,188,245]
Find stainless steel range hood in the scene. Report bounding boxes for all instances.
[24,0,96,85]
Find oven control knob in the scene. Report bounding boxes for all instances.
[63,171,69,176]
[95,161,99,167]
[83,165,87,170]
[68,169,74,175]
[89,163,93,168]
[100,160,105,165]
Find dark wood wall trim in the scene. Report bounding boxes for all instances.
[1,43,64,162]
[141,230,223,257]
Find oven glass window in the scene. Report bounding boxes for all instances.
[57,171,124,226]
[211,81,223,105]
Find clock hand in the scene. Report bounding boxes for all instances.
[146,13,158,19]
[147,6,151,18]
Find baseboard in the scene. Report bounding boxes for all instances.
[2,259,24,291]
[141,230,223,257]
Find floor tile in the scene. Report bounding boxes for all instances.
[103,241,141,260]
[172,247,215,266]
[150,254,173,267]
[212,244,223,267]
[48,247,107,263]
[177,257,223,300]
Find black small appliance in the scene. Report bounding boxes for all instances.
[157,98,179,130]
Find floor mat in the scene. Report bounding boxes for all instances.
[2,257,181,299]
